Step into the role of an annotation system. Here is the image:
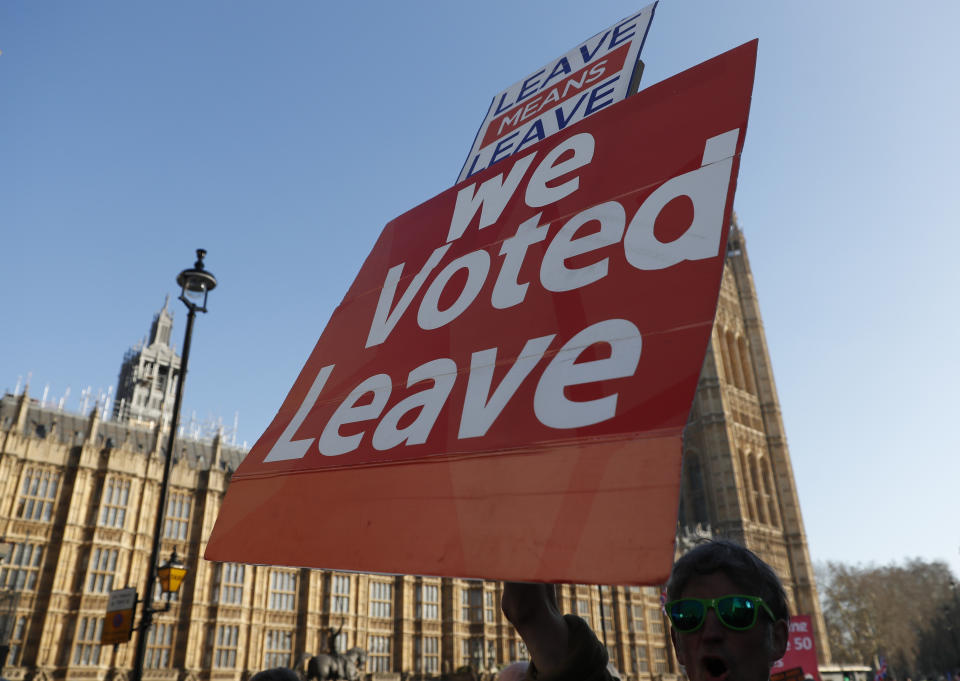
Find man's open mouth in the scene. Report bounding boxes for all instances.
[704,657,728,679]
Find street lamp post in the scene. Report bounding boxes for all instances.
[130,249,216,681]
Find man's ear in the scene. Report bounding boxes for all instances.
[769,618,789,663]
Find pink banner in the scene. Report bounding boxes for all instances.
[771,615,821,681]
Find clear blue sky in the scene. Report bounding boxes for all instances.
[3,1,958,580]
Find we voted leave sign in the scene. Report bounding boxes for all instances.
[458,3,657,183]
[205,41,758,584]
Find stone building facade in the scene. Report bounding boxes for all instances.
[0,221,827,681]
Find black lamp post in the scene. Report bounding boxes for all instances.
[130,250,216,681]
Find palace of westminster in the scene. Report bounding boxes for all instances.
[0,222,832,681]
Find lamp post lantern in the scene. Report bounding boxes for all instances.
[130,250,216,681]
[156,550,187,597]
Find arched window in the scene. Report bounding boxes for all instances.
[737,336,756,393]
[762,458,781,527]
[751,455,769,524]
[683,453,708,525]
[726,330,745,390]
[738,450,758,522]
[718,327,735,385]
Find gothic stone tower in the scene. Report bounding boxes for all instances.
[112,298,182,429]
[680,217,831,662]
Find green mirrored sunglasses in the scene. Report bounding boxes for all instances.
[665,594,776,633]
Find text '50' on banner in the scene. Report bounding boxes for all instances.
[205,41,758,585]
[457,3,657,183]
[771,615,822,681]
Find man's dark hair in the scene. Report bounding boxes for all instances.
[666,539,789,622]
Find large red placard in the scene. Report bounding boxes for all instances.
[205,40,757,584]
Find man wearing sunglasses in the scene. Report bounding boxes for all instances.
[501,540,789,681]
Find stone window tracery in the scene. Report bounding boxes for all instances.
[163,491,192,540]
[739,450,758,522]
[214,624,239,668]
[87,548,118,593]
[331,574,351,613]
[145,622,173,668]
[416,635,439,673]
[218,563,244,605]
[762,458,782,527]
[369,635,392,672]
[99,478,130,529]
[369,580,393,618]
[737,335,756,393]
[416,583,438,619]
[268,570,297,611]
[750,454,768,524]
[73,616,103,666]
[263,629,293,668]
[16,468,60,522]
[0,541,44,590]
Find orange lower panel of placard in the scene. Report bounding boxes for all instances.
[205,433,681,585]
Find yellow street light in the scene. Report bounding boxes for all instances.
[157,550,187,598]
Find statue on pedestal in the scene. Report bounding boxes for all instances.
[303,628,367,681]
